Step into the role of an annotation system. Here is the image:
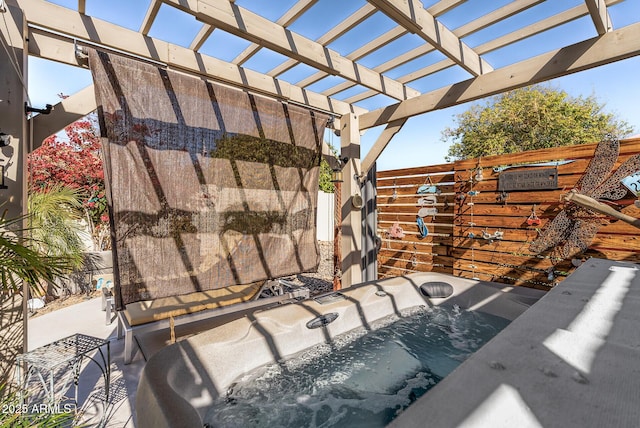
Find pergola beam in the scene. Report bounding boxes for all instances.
[267,2,379,78]
[359,21,640,130]
[232,0,318,65]
[361,119,407,174]
[30,85,97,150]
[428,0,467,16]
[189,23,214,51]
[140,0,162,35]
[345,0,622,105]
[367,0,492,77]
[321,26,408,97]
[585,0,612,35]
[165,0,419,101]
[298,26,407,92]
[20,0,363,119]
[328,0,545,103]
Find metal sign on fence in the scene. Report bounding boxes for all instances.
[498,167,558,192]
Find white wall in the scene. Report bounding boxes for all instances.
[317,191,335,241]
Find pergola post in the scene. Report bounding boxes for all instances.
[339,113,362,288]
[0,1,29,385]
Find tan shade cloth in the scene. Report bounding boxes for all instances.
[88,50,328,308]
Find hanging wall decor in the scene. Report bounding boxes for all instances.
[530,136,640,261]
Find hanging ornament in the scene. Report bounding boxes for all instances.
[474,167,484,182]
[527,205,542,226]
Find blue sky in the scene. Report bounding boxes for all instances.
[28,0,640,171]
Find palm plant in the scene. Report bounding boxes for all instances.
[1,186,86,409]
[27,184,86,271]
[0,213,75,296]
[0,210,79,398]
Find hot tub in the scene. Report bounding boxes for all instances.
[136,272,545,427]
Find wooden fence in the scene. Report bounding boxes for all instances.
[376,137,640,290]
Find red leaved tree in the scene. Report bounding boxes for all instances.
[28,113,110,250]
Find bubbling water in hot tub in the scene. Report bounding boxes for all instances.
[204,305,510,427]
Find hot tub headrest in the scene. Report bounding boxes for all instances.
[419,282,454,298]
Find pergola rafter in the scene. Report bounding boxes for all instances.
[232,0,318,66]
[20,0,364,120]
[367,0,492,77]
[359,21,640,130]
[189,23,214,51]
[165,0,420,101]
[585,0,612,34]
[332,0,548,104]
[140,0,162,35]
[266,3,378,78]
[344,0,624,105]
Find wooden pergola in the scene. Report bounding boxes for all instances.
[2,0,640,289]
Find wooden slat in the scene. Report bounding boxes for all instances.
[379,265,453,277]
[452,259,563,285]
[453,270,553,290]
[140,0,161,35]
[583,248,640,263]
[190,24,215,51]
[451,247,563,271]
[378,252,453,268]
[455,212,640,235]
[378,242,450,256]
[451,237,550,255]
[455,139,640,170]
[377,163,454,178]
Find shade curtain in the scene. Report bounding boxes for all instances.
[88,50,328,308]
